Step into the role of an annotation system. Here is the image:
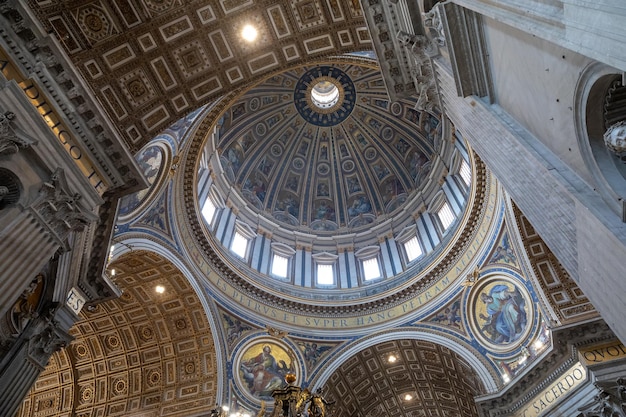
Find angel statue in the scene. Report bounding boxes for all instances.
[308,388,334,417]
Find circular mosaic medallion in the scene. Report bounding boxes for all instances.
[234,339,300,403]
[317,163,330,175]
[467,274,533,352]
[271,144,282,157]
[364,147,377,160]
[382,126,394,141]
[390,101,403,116]
[292,158,305,170]
[294,66,356,127]
[249,97,260,111]
[255,122,267,137]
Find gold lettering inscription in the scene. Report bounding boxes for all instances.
[579,340,626,366]
[515,363,586,417]
[0,49,107,194]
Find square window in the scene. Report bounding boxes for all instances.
[437,202,455,231]
[404,236,423,262]
[230,231,249,259]
[271,254,289,278]
[362,257,381,281]
[317,264,334,286]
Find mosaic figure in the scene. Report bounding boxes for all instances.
[118,145,163,216]
[348,196,372,217]
[300,342,332,368]
[239,343,295,400]
[478,284,527,345]
[315,201,336,222]
[489,233,517,265]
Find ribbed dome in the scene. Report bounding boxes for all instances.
[215,63,441,235]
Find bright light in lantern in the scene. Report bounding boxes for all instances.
[241,25,257,42]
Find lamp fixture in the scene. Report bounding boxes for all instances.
[241,24,258,42]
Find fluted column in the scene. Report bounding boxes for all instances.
[0,211,61,319]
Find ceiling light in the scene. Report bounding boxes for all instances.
[155,285,165,294]
[241,24,258,42]
[404,394,413,401]
[388,354,397,363]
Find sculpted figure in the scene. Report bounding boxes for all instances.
[604,120,626,155]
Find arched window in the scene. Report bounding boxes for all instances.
[396,225,424,265]
[437,201,455,231]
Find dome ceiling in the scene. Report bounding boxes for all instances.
[214,62,441,235]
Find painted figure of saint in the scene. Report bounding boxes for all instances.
[479,285,527,344]
[240,345,285,397]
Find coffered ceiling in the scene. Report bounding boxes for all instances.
[17,250,487,417]
[17,251,218,417]
[27,0,370,151]
[322,340,485,417]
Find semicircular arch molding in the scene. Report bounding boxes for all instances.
[574,61,626,217]
[311,329,499,395]
[108,236,228,402]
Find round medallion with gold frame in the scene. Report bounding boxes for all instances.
[234,338,300,402]
[467,274,533,352]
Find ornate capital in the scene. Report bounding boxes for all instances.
[27,310,73,369]
[423,6,446,47]
[0,111,32,155]
[31,169,98,247]
[579,381,626,417]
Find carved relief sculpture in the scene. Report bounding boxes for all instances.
[0,111,32,155]
[30,169,97,247]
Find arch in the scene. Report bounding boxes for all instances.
[108,236,228,403]
[311,329,499,394]
[574,61,626,217]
